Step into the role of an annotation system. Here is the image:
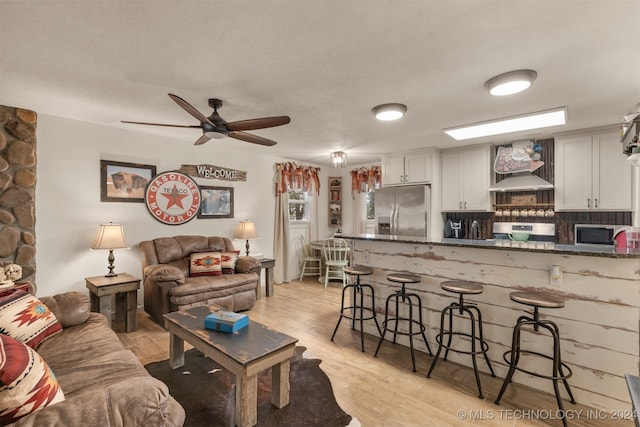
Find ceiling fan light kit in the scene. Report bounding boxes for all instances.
[122,94,290,146]
[484,69,537,96]
[330,151,348,168]
[372,103,407,121]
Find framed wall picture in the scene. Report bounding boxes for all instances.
[197,186,234,219]
[100,160,157,202]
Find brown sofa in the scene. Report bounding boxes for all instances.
[139,235,261,325]
[10,291,185,426]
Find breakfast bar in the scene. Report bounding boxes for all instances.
[341,233,640,413]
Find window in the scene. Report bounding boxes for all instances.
[288,191,308,221]
[366,191,375,220]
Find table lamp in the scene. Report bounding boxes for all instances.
[233,220,258,257]
[91,222,129,277]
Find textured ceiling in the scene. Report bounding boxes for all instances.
[1,0,639,166]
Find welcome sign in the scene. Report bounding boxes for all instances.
[179,164,247,181]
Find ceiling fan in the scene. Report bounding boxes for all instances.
[121,93,290,146]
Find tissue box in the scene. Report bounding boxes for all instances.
[204,311,249,333]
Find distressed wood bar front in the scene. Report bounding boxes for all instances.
[343,234,640,413]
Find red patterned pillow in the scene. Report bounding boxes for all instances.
[221,251,240,274]
[0,290,62,349]
[190,252,222,277]
[0,334,65,424]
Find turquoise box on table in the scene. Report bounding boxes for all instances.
[204,310,249,333]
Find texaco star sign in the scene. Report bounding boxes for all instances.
[145,171,201,225]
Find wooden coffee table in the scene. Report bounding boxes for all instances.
[163,306,298,427]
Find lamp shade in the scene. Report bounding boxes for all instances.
[330,151,348,168]
[233,221,258,240]
[91,223,129,250]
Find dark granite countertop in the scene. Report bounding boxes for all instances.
[338,234,640,258]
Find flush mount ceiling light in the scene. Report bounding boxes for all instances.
[444,107,567,141]
[330,151,348,168]
[484,69,537,96]
[372,103,407,121]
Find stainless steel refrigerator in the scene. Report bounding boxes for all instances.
[374,185,431,238]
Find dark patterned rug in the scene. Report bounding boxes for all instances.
[145,346,356,427]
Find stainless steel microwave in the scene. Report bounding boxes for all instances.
[574,224,624,246]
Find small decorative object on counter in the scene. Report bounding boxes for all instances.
[205,310,249,333]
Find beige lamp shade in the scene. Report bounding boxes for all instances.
[91,223,129,277]
[233,220,258,256]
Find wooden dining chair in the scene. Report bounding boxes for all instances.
[299,235,322,282]
[322,238,349,288]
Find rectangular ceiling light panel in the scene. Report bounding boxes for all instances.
[444,107,567,141]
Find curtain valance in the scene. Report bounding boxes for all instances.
[274,162,321,196]
[350,165,381,195]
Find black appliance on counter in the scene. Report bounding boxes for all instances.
[444,219,464,239]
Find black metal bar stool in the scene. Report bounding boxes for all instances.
[495,291,576,427]
[426,280,495,398]
[330,265,382,352]
[374,273,432,372]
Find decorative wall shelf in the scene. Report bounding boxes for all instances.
[329,176,342,227]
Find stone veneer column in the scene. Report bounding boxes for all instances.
[0,106,36,284]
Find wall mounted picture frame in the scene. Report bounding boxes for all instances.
[197,186,234,219]
[100,160,157,202]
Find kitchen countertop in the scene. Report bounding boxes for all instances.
[338,233,640,258]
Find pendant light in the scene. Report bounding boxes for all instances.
[330,151,347,168]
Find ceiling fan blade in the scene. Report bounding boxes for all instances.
[168,93,215,127]
[121,120,201,129]
[228,131,277,146]
[193,134,211,145]
[226,116,291,132]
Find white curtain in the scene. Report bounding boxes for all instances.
[349,165,381,234]
[273,162,320,284]
[351,192,366,233]
[308,190,319,242]
[273,190,290,284]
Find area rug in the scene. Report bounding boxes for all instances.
[145,346,356,427]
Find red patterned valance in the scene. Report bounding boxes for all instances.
[350,165,381,195]
[274,162,321,196]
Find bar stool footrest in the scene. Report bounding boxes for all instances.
[435,331,490,356]
[502,349,573,381]
[381,318,426,336]
[339,306,378,322]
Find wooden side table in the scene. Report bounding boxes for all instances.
[258,258,276,299]
[85,273,140,333]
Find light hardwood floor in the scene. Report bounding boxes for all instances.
[118,279,633,427]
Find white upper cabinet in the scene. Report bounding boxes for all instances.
[381,150,433,186]
[441,145,492,211]
[555,129,631,211]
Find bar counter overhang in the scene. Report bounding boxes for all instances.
[340,233,640,412]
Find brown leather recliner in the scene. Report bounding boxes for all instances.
[139,235,261,325]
